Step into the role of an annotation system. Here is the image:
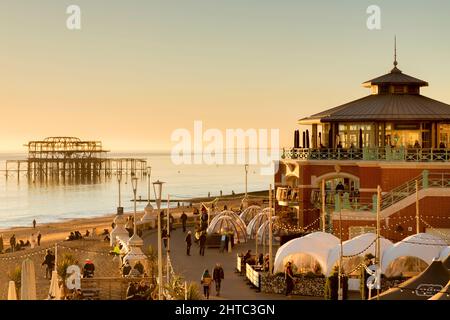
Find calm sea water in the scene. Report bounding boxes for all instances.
[0,152,271,228]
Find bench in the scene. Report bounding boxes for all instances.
[81,288,100,300]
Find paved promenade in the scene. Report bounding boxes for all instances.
[143,225,321,300]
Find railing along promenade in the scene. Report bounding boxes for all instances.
[278,171,450,214]
[282,147,450,162]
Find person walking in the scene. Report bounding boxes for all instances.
[10,234,16,253]
[199,232,206,256]
[42,249,55,279]
[200,269,212,299]
[285,261,295,296]
[185,231,192,256]
[180,212,188,232]
[37,231,42,246]
[162,228,168,249]
[213,263,224,296]
[32,219,36,229]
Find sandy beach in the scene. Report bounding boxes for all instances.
[0,191,266,299]
[0,190,267,248]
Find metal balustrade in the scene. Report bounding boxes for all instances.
[282,147,450,162]
[379,172,450,211]
[305,171,450,215]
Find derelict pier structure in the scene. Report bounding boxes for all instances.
[4,137,147,181]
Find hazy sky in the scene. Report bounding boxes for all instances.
[1,0,450,152]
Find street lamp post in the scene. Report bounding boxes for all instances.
[245,164,249,198]
[269,184,273,274]
[338,192,343,300]
[243,164,249,209]
[166,194,171,285]
[131,177,138,236]
[117,170,123,214]
[153,180,165,300]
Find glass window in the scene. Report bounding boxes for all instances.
[439,124,450,148]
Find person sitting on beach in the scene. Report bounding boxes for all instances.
[121,260,132,277]
[83,259,95,278]
[66,232,75,241]
[125,282,137,300]
[136,280,150,296]
[84,230,90,237]
[133,261,144,275]
[128,266,142,278]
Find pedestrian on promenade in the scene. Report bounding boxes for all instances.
[185,231,192,256]
[32,219,36,229]
[213,263,224,296]
[10,234,16,253]
[42,249,55,279]
[162,228,168,249]
[201,269,212,299]
[180,212,188,232]
[37,231,42,246]
[199,232,206,256]
[285,261,295,296]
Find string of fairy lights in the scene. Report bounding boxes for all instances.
[0,241,116,262]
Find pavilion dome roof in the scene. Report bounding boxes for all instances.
[362,66,428,87]
[299,62,450,123]
[305,94,450,122]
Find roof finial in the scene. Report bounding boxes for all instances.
[394,35,398,67]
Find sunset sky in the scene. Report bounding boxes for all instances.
[1,0,450,152]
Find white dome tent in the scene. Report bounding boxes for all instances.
[326,233,393,276]
[439,246,450,261]
[256,216,280,243]
[246,212,269,239]
[239,205,262,225]
[274,232,340,274]
[209,210,246,231]
[207,215,247,244]
[381,233,447,273]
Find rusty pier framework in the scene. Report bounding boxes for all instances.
[4,137,147,181]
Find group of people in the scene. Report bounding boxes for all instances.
[6,233,42,253]
[200,263,224,299]
[120,260,145,278]
[125,280,151,300]
[65,230,84,241]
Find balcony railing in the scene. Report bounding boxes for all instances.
[281,147,450,162]
[310,189,374,212]
[276,187,300,203]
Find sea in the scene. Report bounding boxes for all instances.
[0,152,272,228]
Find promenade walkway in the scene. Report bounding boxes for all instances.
[143,225,321,300]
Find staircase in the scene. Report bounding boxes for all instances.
[378,171,450,217]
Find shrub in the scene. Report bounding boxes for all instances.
[8,266,21,289]
[57,253,77,279]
